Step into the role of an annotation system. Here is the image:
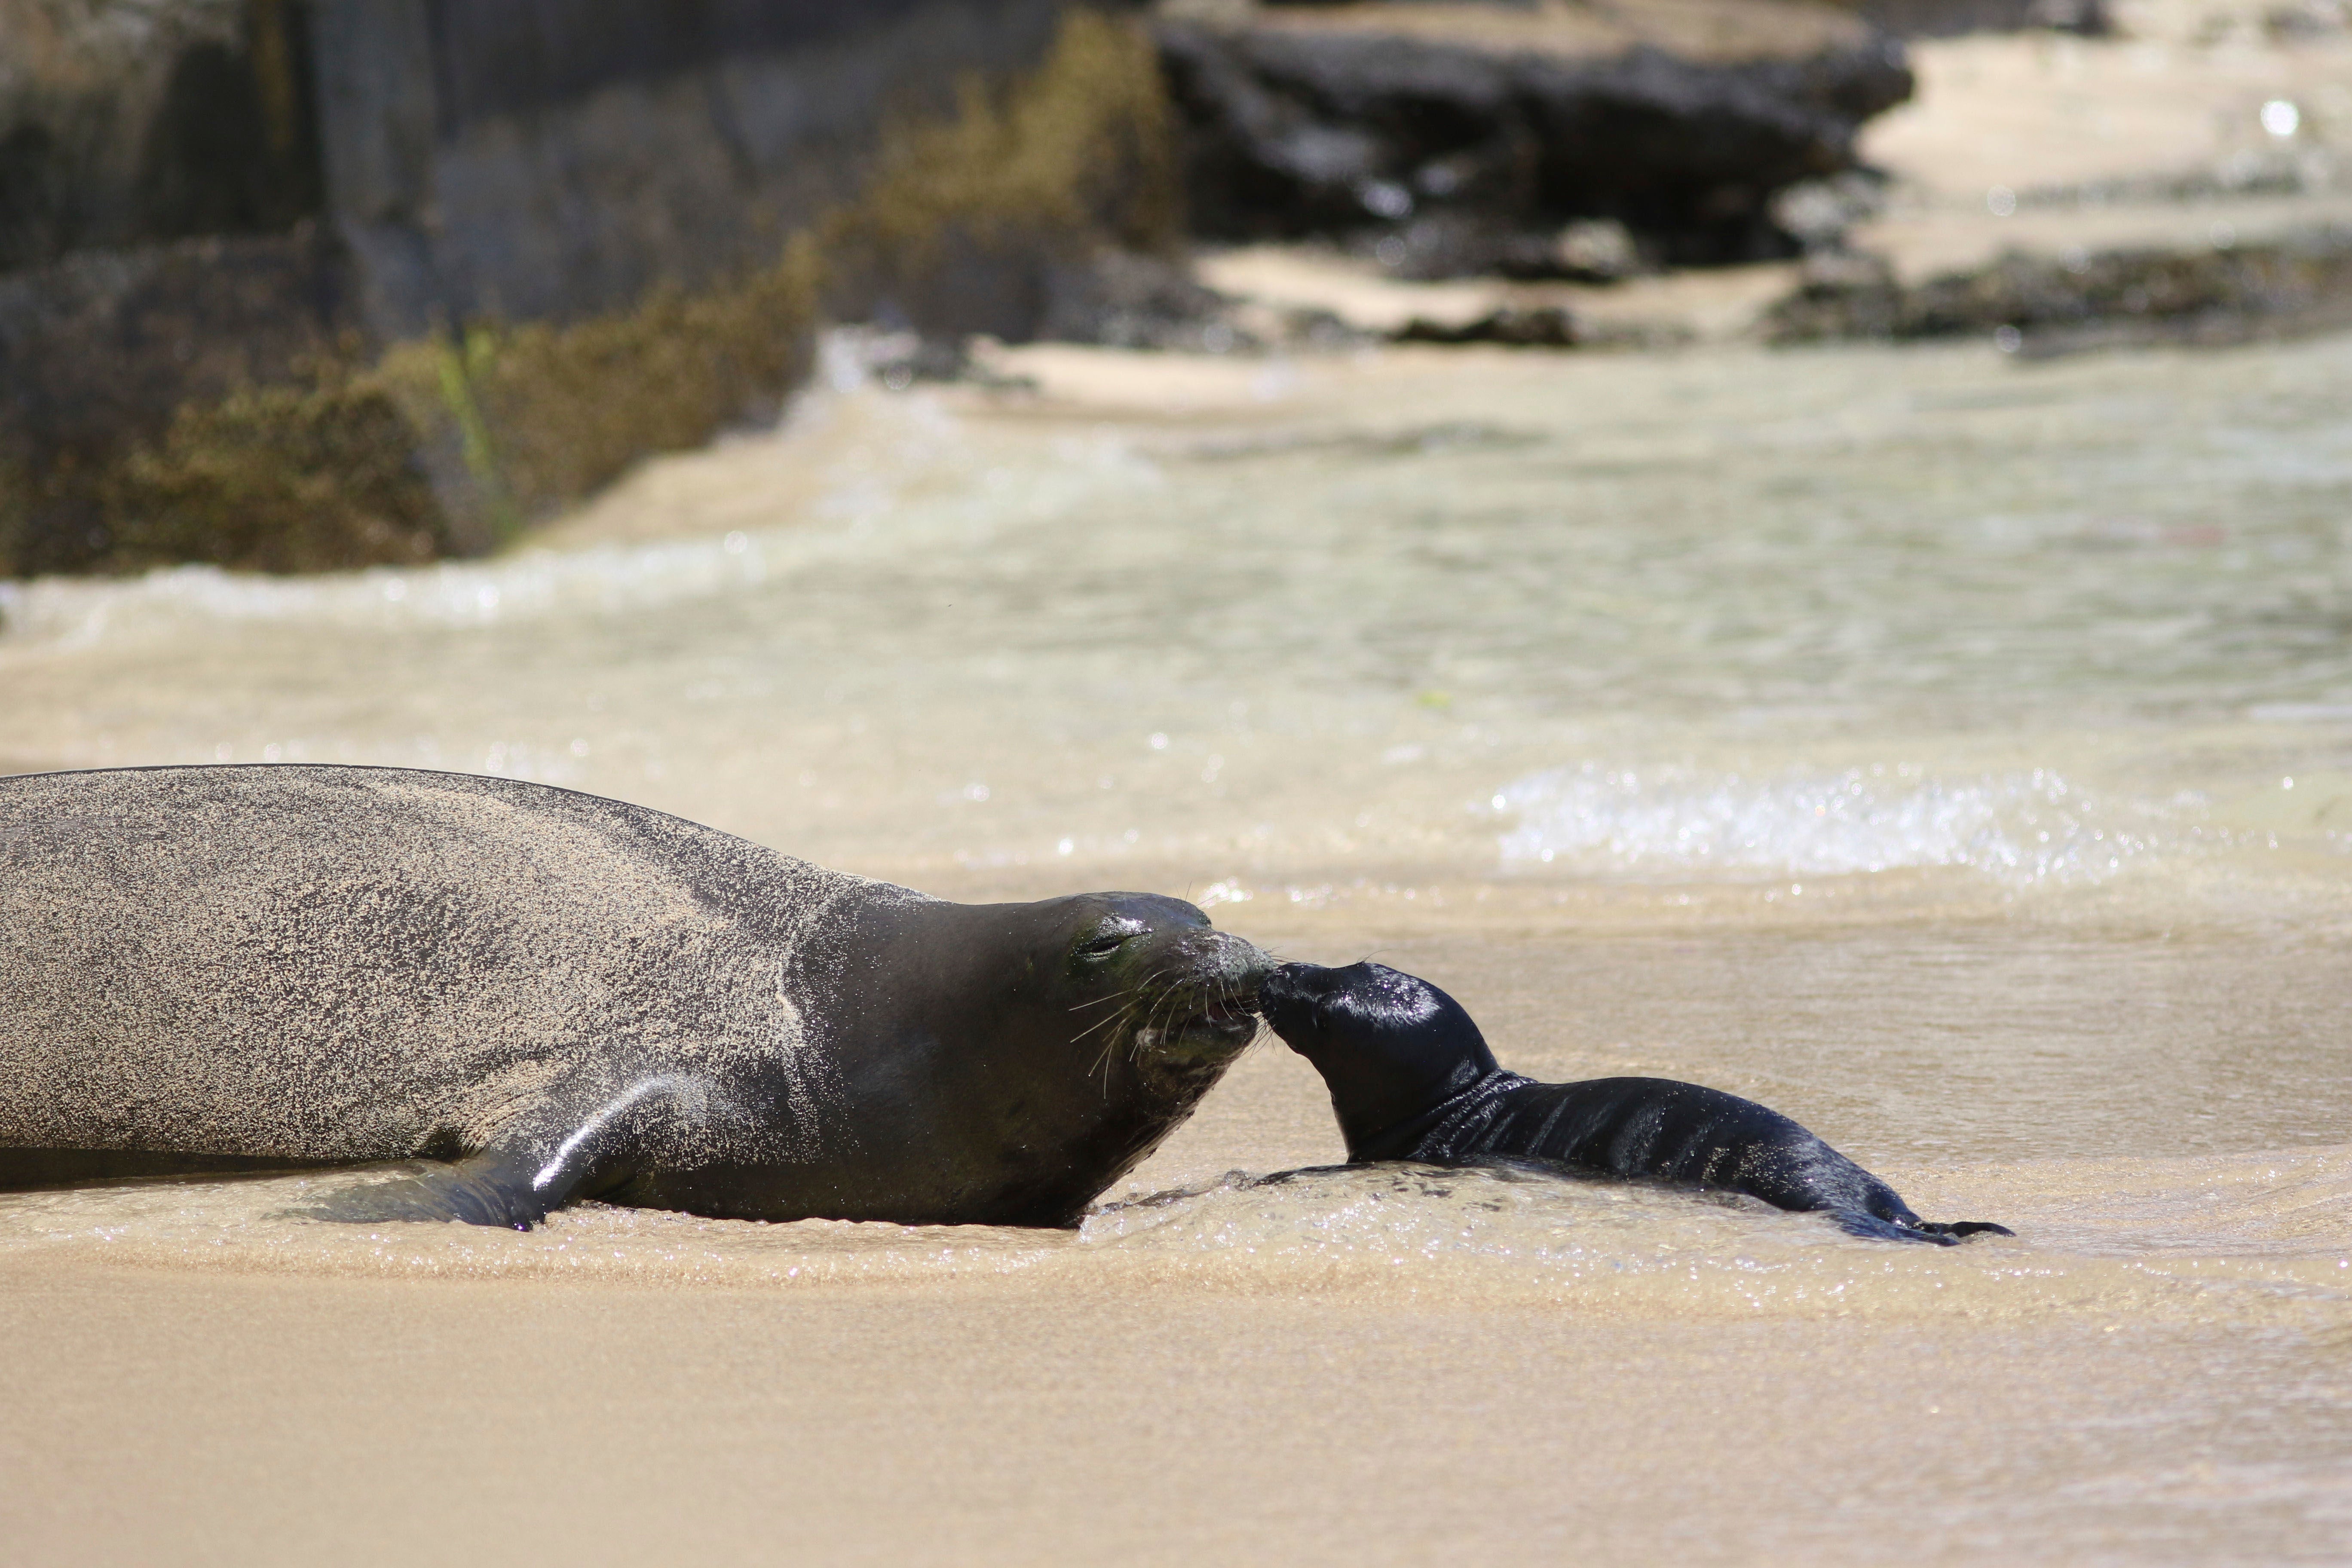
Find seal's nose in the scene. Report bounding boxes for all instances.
[1205,931,1274,992]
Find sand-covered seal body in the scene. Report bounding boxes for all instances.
[1259,961,2010,1245]
[0,766,1266,1228]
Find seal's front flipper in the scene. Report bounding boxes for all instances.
[303,1151,553,1229]
[300,1072,715,1228]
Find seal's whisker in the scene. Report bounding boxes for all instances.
[1085,1006,1118,1052]
[1075,966,1178,1047]
[1087,991,1151,1084]
[1134,984,1187,1064]
[1074,1006,1136,1044]
[1119,967,1183,1048]
[1071,998,1143,1039]
[1126,993,1165,1066]
[1085,967,1182,1074]
[1068,988,1142,1012]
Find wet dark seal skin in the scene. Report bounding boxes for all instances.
[0,766,1268,1229]
[1259,961,2012,1246]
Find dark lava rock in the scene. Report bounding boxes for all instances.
[0,221,384,577]
[0,223,358,458]
[1041,248,1256,352]
[1029,246,1367,354]
[1393,303,1578,346]
[1767,229,2352,352]
[0,1,323,275]
[1844,0,2106,36]
[1155,5,1913,271]
[1259,0,2106,37]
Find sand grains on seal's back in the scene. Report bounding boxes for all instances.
[0,766,852,1161]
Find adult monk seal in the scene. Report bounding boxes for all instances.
[1259,960,2010,1245]
[0,765,1267,1229]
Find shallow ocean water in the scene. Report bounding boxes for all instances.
[3,333,2350,1562]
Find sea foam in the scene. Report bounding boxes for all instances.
[1493,762,2149,883]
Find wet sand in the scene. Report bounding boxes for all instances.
[10,1256,2344,1565]
[7,985,2350,1566]
[4,903,2348,1562]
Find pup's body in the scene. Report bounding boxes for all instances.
[1260,961,2010,1245]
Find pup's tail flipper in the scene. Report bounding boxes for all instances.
[1908,1219,2015,1240]
[1834,1210,2015,1245]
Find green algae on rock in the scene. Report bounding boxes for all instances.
[0,7,1177,579]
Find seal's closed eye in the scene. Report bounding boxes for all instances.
[1076,917,1147,961]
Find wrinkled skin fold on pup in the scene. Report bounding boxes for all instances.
[0,766,1268,1230]
[1259,961,2012,1246]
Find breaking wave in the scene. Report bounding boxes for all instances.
[1493,762,2155,883]
[0,533,792,649]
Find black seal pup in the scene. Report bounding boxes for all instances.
[0,766,1268,1229]
[1259,960,2011,1245]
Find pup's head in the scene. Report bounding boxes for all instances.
[1256,961,1499,1153]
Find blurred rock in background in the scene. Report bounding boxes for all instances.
[1154,0,1915,273]
[0,0,321,272]
[1758,0,2352,351]
[1768,224,2352,349]
[1843,0,2106,34]
[0,0,2163,579]
[0,0,1171,576]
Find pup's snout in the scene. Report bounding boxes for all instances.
[1256,961,1340,1040]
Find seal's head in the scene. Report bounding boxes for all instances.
[1258,961,1500,1154]
[1052,893,1268,1097]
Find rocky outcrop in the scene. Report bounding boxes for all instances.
[1841,0,2105,37]
[0,0,321,273]
[1766,230,2352,352]
[0,2,1175,576]
[1393,302,1578,346]
[0,222,355,463]
[1156,1,1914,271]
[310,0,1098,340]
[0,221,375,574]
